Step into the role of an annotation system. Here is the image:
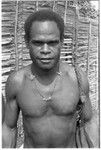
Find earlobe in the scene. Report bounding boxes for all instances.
[60,40,64,47]
[24,35,29,49]
[25,41,30,49]
[60,37,64,45]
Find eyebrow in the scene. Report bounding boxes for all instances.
[30,39,60,44]
[31,39,59,42]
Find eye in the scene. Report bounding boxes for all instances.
[48,40,60,46]
[31,40,44,46]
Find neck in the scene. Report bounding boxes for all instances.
[31,62,60,85]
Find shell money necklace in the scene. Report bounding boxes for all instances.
[31,71,62,101]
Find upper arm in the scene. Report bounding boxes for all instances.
[78,69,92,122]
[2,94,5,123]
[5,72,20,129]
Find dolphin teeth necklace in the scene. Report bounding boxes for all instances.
[31,71,62,101]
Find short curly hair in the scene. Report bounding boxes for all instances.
[24,9,64,43]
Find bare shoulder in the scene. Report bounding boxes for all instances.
[6,65,31,98]
[61,62,89,92]
[61,62,77,82]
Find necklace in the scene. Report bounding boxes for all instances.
[32,71,62,101]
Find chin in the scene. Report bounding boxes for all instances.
[38,61,56,71]
[39,65,53,71]
[33,59,59,71]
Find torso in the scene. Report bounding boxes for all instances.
[15,62,80,148]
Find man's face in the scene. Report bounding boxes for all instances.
[28,21,62,70]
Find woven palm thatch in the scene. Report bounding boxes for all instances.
[2,0,99,148]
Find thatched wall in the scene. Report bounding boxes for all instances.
[2,0,99,148]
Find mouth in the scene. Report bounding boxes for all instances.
[39,58,53,63]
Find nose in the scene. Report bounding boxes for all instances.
[40,43,51,54]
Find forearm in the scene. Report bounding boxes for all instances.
[2,122,17,148]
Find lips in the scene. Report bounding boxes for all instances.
[39,57,53,63]
[40,58,52,60]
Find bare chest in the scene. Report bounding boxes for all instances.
[17,74,79,117]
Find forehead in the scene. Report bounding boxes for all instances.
[30,21,60,39]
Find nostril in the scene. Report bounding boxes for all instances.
[40,50,51,54]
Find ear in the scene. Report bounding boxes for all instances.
[60,34,64,44]
[25,39,30,49]
[24,35,29,49]
[60,39,64,47]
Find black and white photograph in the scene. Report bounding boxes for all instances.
[1,0,100,148]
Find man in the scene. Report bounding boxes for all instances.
[2,9,93,148]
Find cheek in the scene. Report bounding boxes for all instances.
[52,46,61,56]
[29,46,39,56]
[29,49,37,61]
